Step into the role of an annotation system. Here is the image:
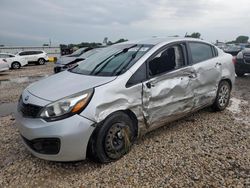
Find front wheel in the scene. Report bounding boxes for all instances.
[11,62,21,69]
[88,112,136,163]
[212,81,231,111]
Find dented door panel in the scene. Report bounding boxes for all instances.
[142,67,195,129]
[191,58,222,108]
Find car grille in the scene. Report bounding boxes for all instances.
[18,99,43,118]
[244,53,250,64]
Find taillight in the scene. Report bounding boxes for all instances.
[232,56,236,64]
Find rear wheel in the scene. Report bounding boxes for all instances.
[212,81,231,111]
[88,112,136,163]
[38,58,45,65]
[11,62,21,69]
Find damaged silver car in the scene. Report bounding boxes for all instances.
[15,37,235,163]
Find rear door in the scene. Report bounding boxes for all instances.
[142,42,195,129]
[187,42,222,108]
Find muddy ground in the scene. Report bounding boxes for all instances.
[0,64,249,187]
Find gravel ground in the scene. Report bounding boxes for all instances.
[0,63,54,104]
[0,65,249,187]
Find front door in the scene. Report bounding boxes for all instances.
[142,43,195,130]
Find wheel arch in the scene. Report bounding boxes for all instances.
[86,109,139,159]
[220,78,232,90]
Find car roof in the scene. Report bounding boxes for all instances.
[120,37,206,46]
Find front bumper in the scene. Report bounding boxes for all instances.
[15,111,95,161]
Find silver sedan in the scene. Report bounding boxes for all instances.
[15,37,235,163]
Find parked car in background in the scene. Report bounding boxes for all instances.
[16,50,49,65]
[62,47,92,57]
[235,48,250,77]
[224,45,242,56]
[54,48,102,73]
[0,59,9,72]
[16,38,235,163]
[0,53,28,69]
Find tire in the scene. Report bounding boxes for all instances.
[88,111,136,163]
[212,81,231,111]
[38,58,45,65]
[11,62,21,69]
[236,71,245,77]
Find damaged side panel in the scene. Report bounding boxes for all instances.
[80,74,147,136]
[191,58,222,109]
[142,67,195,131]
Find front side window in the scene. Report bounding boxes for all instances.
[70,44,153,76]
[189,42,214,64]
[148,44,186,76]
[19,52,28,56]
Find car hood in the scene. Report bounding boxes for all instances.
[27,71,116,101]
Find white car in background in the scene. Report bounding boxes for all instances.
[0,59,9,72]
[16,50,49,65]
[0,53,28,69]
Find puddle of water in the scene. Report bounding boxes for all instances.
[0,75,48,87]
[227,97,248,114]
[0,103,17,117]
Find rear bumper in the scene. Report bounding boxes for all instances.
[235,59,250,73]
[15,110,95,161]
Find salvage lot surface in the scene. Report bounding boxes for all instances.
[0,64,249,187]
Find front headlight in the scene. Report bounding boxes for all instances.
[39,89,94,121]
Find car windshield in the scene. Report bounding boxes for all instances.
[80,48,103,59]
[70,48,87,57]
[70,44,152,76]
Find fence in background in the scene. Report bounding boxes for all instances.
[0,46,61,58]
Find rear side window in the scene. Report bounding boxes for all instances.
[189,42,214,64]
[35,51,43,54]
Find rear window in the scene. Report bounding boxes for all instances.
[189,42,214,64]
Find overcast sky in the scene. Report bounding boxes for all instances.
[0,0,249,46]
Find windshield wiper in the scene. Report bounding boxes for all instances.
[90,44,137,75]
[113,45,144,76]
